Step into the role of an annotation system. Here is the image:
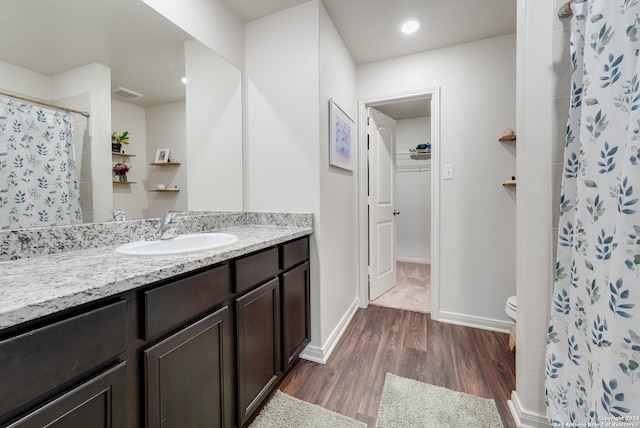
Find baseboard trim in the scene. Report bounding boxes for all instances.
[508,391,551,428]
[300,298,360,364]
[438,310,513,334]
[396,257,430,264]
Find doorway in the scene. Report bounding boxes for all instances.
[357,87,441,318]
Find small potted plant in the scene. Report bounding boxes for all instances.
[111,131,130,153]
[113,161,131,182]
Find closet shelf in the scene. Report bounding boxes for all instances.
[396,151,431,159]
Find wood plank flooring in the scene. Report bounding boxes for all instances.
[276,305,517,427]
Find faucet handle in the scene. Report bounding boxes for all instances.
[160,210,185,224]
[111,208,127,221]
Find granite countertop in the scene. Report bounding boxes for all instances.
[0,224,312,330]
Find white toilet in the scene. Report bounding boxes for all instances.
[505,295,517,322]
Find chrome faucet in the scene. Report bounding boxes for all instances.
[155,211,184,240]
[111,208,127,222]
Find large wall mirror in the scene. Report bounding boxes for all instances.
[0,0,243,229]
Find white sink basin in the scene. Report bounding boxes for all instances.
[115,233,239,256]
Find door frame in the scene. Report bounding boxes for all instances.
[357,87,441,319]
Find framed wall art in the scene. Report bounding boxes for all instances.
[329,98,354,171]
[154,148,170,163]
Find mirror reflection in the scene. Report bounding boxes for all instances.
[0,0,243,230]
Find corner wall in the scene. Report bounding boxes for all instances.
[318,1,359,357]
[245,0,359,359]
[510,0,568,426]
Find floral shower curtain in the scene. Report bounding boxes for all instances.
[546,0,640,424]
[0,96,83,229]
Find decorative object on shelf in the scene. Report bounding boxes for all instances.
[329,98,355,171]
[410,143,431,154]
[503,176,517,187]
[154,148,170,163]
[111,131,130,153]
[113,161,130,182]
[498,127,516,142]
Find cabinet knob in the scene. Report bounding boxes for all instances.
[393,210,400,216]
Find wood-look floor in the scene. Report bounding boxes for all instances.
[277,305,517,427]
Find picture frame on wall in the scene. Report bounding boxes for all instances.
[329,98,354,171]
[154,148,170,163]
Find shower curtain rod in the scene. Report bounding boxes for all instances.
[558,0,574,18]
[0,90,90,118]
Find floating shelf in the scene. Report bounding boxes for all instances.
[498,134,516,142]
[502,180,517,187]
[149,189,180,192]
[113,181,137,185]
[112,152,136,157]
[150,162,181,166]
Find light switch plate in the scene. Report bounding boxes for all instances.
[443,164,454,180]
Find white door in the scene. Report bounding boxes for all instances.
[368,107,398,300]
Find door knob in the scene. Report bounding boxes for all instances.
[393,210,400,216]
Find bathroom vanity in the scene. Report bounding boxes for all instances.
[0,214,312,428]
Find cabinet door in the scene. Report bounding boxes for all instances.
[281,261,310,371]
[236,278,281,427]
[7,362,126,428]
[145,305,234,428]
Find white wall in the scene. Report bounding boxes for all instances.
[146,102,187,218]
[245,4,319,213]
[0,60,51,97]
[185,39,243,212]
[318,1,359,357]
[396,116,431,263]
[245,0,359,359]
[111,99,148,220]
[358,34,517,330]
[141,0,244,70]
[52,64,112,223]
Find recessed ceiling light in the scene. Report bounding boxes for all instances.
[401,18,422,34]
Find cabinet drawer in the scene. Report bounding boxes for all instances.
[281,237,309,270]
[0,301,127,418]
[234,247,279,294]
[143,263,232,339]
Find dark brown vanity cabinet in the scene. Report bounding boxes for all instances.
[6,362,127,428]
[0,301,128,427]
[236,278,281,427]
[281,261,310,371]
[145,306,234,428]
[142,263,235,428]
[0,234,310,428]
[235,237,310,427]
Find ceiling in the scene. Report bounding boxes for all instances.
[0,0,192,108]
[223,0,516,119]
[1,0,515,115]
[222,0,516,65]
